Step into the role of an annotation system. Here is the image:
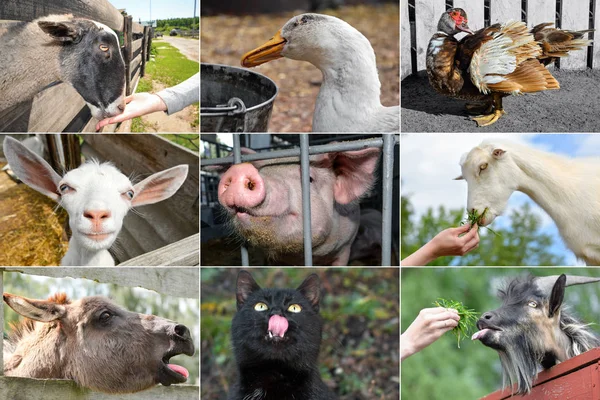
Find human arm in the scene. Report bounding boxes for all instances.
[401,307,460,361]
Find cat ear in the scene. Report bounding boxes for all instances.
[236,270,261,310]
[297,274,321,311]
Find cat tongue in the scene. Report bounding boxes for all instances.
[268,315,289,338]
[167,364,189,379]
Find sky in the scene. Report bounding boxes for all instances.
[401,134,600,266]
[111,0,198,22]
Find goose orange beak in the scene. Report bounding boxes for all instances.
[241,30,286,67]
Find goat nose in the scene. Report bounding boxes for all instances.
[482,312,494,320]
[84,209,112,222]
[174,324,191,341]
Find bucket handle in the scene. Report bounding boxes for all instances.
[200,97,247,117]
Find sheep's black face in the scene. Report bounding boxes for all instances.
[40,19,126,119]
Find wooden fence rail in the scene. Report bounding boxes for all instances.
[401,0,600,78]
[0,268,199,399]
[0,0,153,132]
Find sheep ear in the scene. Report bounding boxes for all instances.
[3,136,61,201]
[236,270,261,310]
[38,21,82,43]
[492,148,506,159]
[454,175,464,180]
[548,274,566,318]
[3,293,66,322]
[131,165,189,207]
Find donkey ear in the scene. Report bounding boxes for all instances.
[548,274,566,318]
[236,270,261,310]
[3,293,66,322]
[131,165,188,207]
[492,148,506,159]
[297,274,321,312]
[3,136,62,201]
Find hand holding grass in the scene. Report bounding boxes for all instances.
[401,307,460,360]
[434,298,479,348]
[402,224,480,266]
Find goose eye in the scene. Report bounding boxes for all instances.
[254,302,268,311]
[479,163,488,172]
[287,304,302,313]
[528,301,537,308]
[99,44,109,52]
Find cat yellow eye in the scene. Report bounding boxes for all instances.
[287,304,302,313]
[254,302,268,311]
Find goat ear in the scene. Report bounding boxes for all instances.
[3,293,66,322]
[131,165,189,207]
[492,148,506,159]
[236,270,261,310]
[297,274,321,311]
[454,175,464,180]
[548,274,566,318]
[3,136,61,201]
[38,21,82,43]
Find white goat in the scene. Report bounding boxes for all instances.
[456,140,600,265]
[0,14,125,119]
[3,136,189,266]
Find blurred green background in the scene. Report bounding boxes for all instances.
[201,268,400,400]
[2,270,200,386]
[401,268,600,399]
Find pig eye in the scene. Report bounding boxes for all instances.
[528,301,537,308]
[254,302,268,311]
[287,304,302,313]
[479,163,488,173]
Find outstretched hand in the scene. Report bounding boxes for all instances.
[95,93,167,131]
[402,224,480,266]
[401,307,460,360]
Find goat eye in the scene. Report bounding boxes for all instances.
[528,301,537,308]
[287,304,302,313]
[254,302,268,311]
[124,190,134,200]
[99,44,109,52]
[59,184,73,193]
[479,163,488,172]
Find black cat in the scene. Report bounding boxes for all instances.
[228,270,337,400]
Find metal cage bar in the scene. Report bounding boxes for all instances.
[201,135,399,266]
[300,135,313,266]
[0,269,3,377]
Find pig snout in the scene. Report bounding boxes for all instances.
[218,163,266,210]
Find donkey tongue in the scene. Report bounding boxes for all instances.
[268,315,289,337]
[471,329,490,341]
[167,364,189,379]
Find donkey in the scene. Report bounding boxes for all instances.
[3,292,195,393]
[472,274,600,394]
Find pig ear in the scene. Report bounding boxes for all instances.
[131,165,188,207]
[236,270,261,310]
[3,136,61,201]
[297,274,321,312]
[330,147,381,204]
[3,293,66,322]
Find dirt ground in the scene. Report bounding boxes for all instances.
[401,69,600,132]
[201,4,400,132]
[162,36,199,62]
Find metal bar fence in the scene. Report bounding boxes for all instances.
[200,134,400,266]
[300,134,313,266]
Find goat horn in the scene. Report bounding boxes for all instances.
[535,275,600,295]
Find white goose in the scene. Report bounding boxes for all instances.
[241,13,399,133]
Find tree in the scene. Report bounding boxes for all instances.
[401,196,566,266]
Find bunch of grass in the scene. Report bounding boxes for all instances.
[434,298,479,348]
[461,207,499,236]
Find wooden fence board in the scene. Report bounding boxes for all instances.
[132,38,143,55]
[119,234,200,267]
[27,83,86,132]
[400,0,411,78]
[414,0,446,71]
[132,21,144,34]
[527,0,556,27]
[3,267,199,299]
[490,0,522,24]
[0,377,199,400]
[561,0,590,69]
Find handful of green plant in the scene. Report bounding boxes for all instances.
[434,298,479,348]
[461,208,498,236]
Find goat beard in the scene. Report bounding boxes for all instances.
[496,334,545,395]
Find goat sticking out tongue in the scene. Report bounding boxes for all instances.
[471,329,490,341]
[268,315,289,338]
[167,364,189,379]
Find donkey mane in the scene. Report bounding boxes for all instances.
[7,293,70,344]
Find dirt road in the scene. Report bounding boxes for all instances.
[402,69,600,132]
[161,36,199,62]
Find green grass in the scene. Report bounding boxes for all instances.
[159,134,199,152]
[433,298,479,348]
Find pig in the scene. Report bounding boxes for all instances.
[209,146,381,266]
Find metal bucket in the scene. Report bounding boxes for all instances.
[201,63,278,132]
